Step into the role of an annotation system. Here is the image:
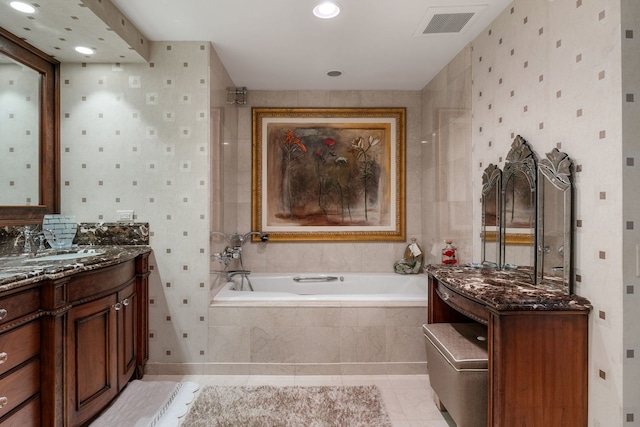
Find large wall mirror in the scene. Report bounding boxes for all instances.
[0,27,59,224]
[481,135,574,294]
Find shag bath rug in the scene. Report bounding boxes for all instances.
[181,385,392,427]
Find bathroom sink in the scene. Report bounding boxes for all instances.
[23,248,105,263]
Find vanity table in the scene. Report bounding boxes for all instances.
[426,264,591,427]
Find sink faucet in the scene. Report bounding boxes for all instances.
[14,225,39,256]
[14,226,59,256]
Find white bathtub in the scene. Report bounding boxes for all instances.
[213,272,427,302]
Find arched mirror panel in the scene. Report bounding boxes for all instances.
[500,136,537,279]
[481,164,501,267]
[537,148,574,293]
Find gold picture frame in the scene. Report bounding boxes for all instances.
[251,107,406,242]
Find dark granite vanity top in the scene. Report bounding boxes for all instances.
[426,264,592,312]
[0,245,151,292]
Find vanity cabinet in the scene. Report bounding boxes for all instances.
[62,257,148,426]
[427,268,591,427]
[14,249,152,427]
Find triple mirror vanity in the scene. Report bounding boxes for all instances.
[481,135,574,294]
[426,135,591,426]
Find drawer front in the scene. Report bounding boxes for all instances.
[0,359,40,418]
[0,322,40,377]
[0,396,40,427]
[0,288,40,327]
[434,280,489,324]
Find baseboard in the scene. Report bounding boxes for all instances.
[144,361,428,376]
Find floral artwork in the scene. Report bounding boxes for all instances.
[252,108,406,242]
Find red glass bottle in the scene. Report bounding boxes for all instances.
[441,240,457,265]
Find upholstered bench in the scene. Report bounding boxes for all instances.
[423,323,488,427]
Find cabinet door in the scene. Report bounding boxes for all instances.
[116,282,137,389]
[67,294,117,426]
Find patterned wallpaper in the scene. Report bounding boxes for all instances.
[622,0,640,424]
[60,41,234,364]
[471,0,634,425]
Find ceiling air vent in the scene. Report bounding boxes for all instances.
[423,12,475,34]
[413,5,487,37]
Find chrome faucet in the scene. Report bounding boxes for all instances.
[211,231,268,292]
[212,231,269,266]
[14,226,59,256]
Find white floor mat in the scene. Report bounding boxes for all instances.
[90,380,199,427]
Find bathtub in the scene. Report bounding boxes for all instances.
[204,272,429,375]
[212,272,427,302]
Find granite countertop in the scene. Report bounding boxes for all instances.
[0,245,152,293]
[425,264,592,312]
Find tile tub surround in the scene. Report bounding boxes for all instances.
[188,302,428,376]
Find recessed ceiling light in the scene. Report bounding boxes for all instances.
[313,1,341,19]
[9,1,36,14]
[75,46,95,55]
[326,70,342,77]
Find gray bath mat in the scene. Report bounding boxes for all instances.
[181,385,392,426]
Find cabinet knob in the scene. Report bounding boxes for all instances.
[122,298,130,306]
[113,302,122,311]
[0,396,7,408]
[0,352,7,364]
[0,309,6,320]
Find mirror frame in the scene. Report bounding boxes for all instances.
[0,27,59,225]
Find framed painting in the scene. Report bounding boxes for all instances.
[251,107,406,242]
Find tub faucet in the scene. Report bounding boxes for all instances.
[211,230,269,267]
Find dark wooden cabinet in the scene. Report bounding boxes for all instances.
[427,273,590,427]
[62,256,149,426]
[0,286,42,426]
[117,282,138,389]
[67,294,118,426]
[0,249,150,427]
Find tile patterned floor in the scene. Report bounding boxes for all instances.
[143,374,456,426]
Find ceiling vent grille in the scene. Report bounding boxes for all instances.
[423,12,475,34]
